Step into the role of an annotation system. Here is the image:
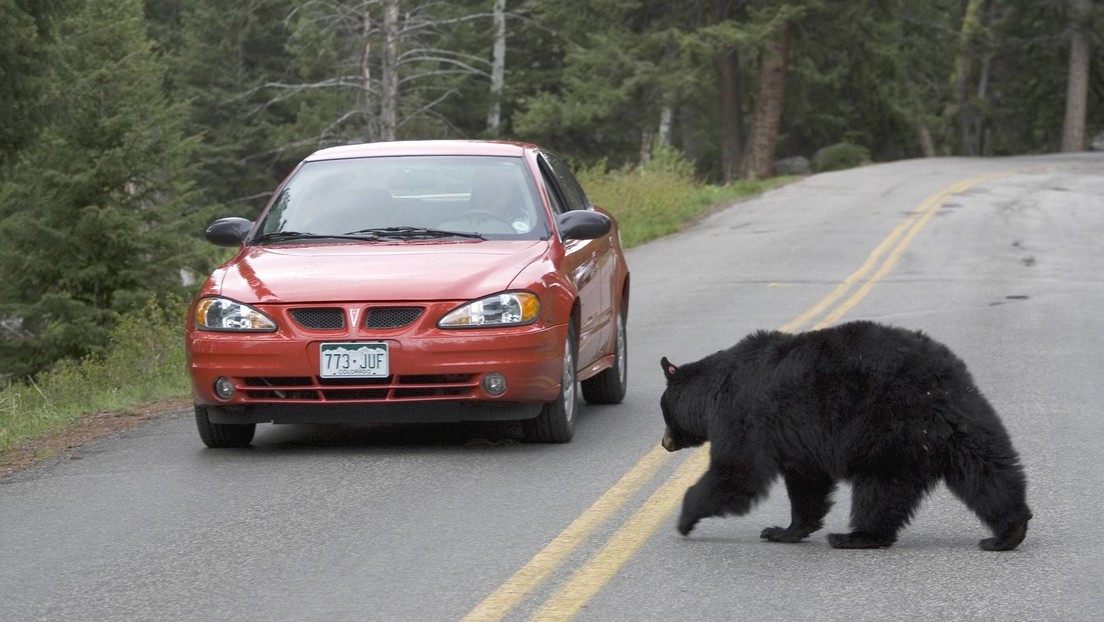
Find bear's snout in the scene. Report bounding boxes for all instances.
[661,427,679,452]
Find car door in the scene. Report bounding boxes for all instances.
[539,153,613,369]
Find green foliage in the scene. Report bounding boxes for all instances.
[578,162,691,248]
[643,143,697,179]
[0,297,188,455]
[515,0,711,167]
[982,1,1101,154]
[812,142,872,172]
[0,0,199,378]
[147,0,301,221]
[0,0,44,168]
[783,0,959,161]
[579,147,792,248]
[254,0,502,151]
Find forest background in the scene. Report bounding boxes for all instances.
[0,0,1100,383]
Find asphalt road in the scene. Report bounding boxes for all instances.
[2,153,1102,621]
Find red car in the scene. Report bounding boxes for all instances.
[186,140,629,447]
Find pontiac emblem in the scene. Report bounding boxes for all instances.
[349,308,360,326]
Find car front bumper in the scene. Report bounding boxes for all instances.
[187,321,566,424]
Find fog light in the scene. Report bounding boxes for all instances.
[214,377,235,400]
[482,372,507,396]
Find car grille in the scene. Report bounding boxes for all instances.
[290,308,345,330]
[288,307,424,331]
[240,374,476,401]
[365,307,423,329]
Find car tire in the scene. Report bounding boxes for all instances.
[581,304,627,405]
[523,322,578,443]
[194,405,256,448]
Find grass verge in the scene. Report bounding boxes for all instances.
[1,299,190,462]
[578,151,794,248]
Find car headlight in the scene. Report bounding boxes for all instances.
[438,292,540,328]
[194,297,277,332]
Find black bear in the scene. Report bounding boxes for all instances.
[659,320,1031,550]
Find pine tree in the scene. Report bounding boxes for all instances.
[168,0,298,217]
[515,0,707,167]
[0,0,56,170]
[0,0,198,378]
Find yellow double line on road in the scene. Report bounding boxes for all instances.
[461,170,1007,622]
[780,172,1004,333]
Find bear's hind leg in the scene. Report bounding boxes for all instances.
[828,474,929,549]
[944,453,1032,551]
[761,471,836,543]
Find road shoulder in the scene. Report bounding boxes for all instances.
[0,398,191,479]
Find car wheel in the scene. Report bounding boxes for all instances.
[194,405,256,448]
[523,322,578,443]
[581,304,627,404]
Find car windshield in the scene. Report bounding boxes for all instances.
[255,155,550,242]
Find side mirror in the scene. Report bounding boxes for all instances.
[205,217,254,247]
[556,210,611,240]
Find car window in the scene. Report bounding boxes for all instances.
[541,153,590,212]
[255,155,550,241]
[539,165,569,216]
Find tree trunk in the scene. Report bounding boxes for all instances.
[1061,0,1092,152]
[953,0,986,156]
[977,45,992,155]
[380,0,400,142]
[361,12,375,141]
[712,0,742,184]
[657,105,672,146]
[918,125,936,158]
[740,21,790,180]
[639,126,653,166]
[486,0,507,135]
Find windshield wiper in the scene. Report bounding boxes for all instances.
[344,226,485,240]
[252,230,382,244]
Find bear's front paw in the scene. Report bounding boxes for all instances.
[827,531,895,549]
[760,526,807,543]
[677,513,699,536]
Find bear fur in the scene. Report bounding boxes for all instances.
[659,320,1031,550]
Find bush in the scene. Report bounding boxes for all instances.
[577,159,701,248]
[812,142,872,172]
[0,297,188,455]
[577,147,793,248]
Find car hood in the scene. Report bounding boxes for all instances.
[213,240,549,303]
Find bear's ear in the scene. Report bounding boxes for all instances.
[660,356,678,381]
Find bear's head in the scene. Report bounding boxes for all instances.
[659,357,708,452]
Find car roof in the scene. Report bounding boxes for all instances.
[304,140,539,162]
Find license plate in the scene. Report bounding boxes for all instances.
[319,342,389,378]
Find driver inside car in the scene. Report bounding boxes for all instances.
[443,165,535,234]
